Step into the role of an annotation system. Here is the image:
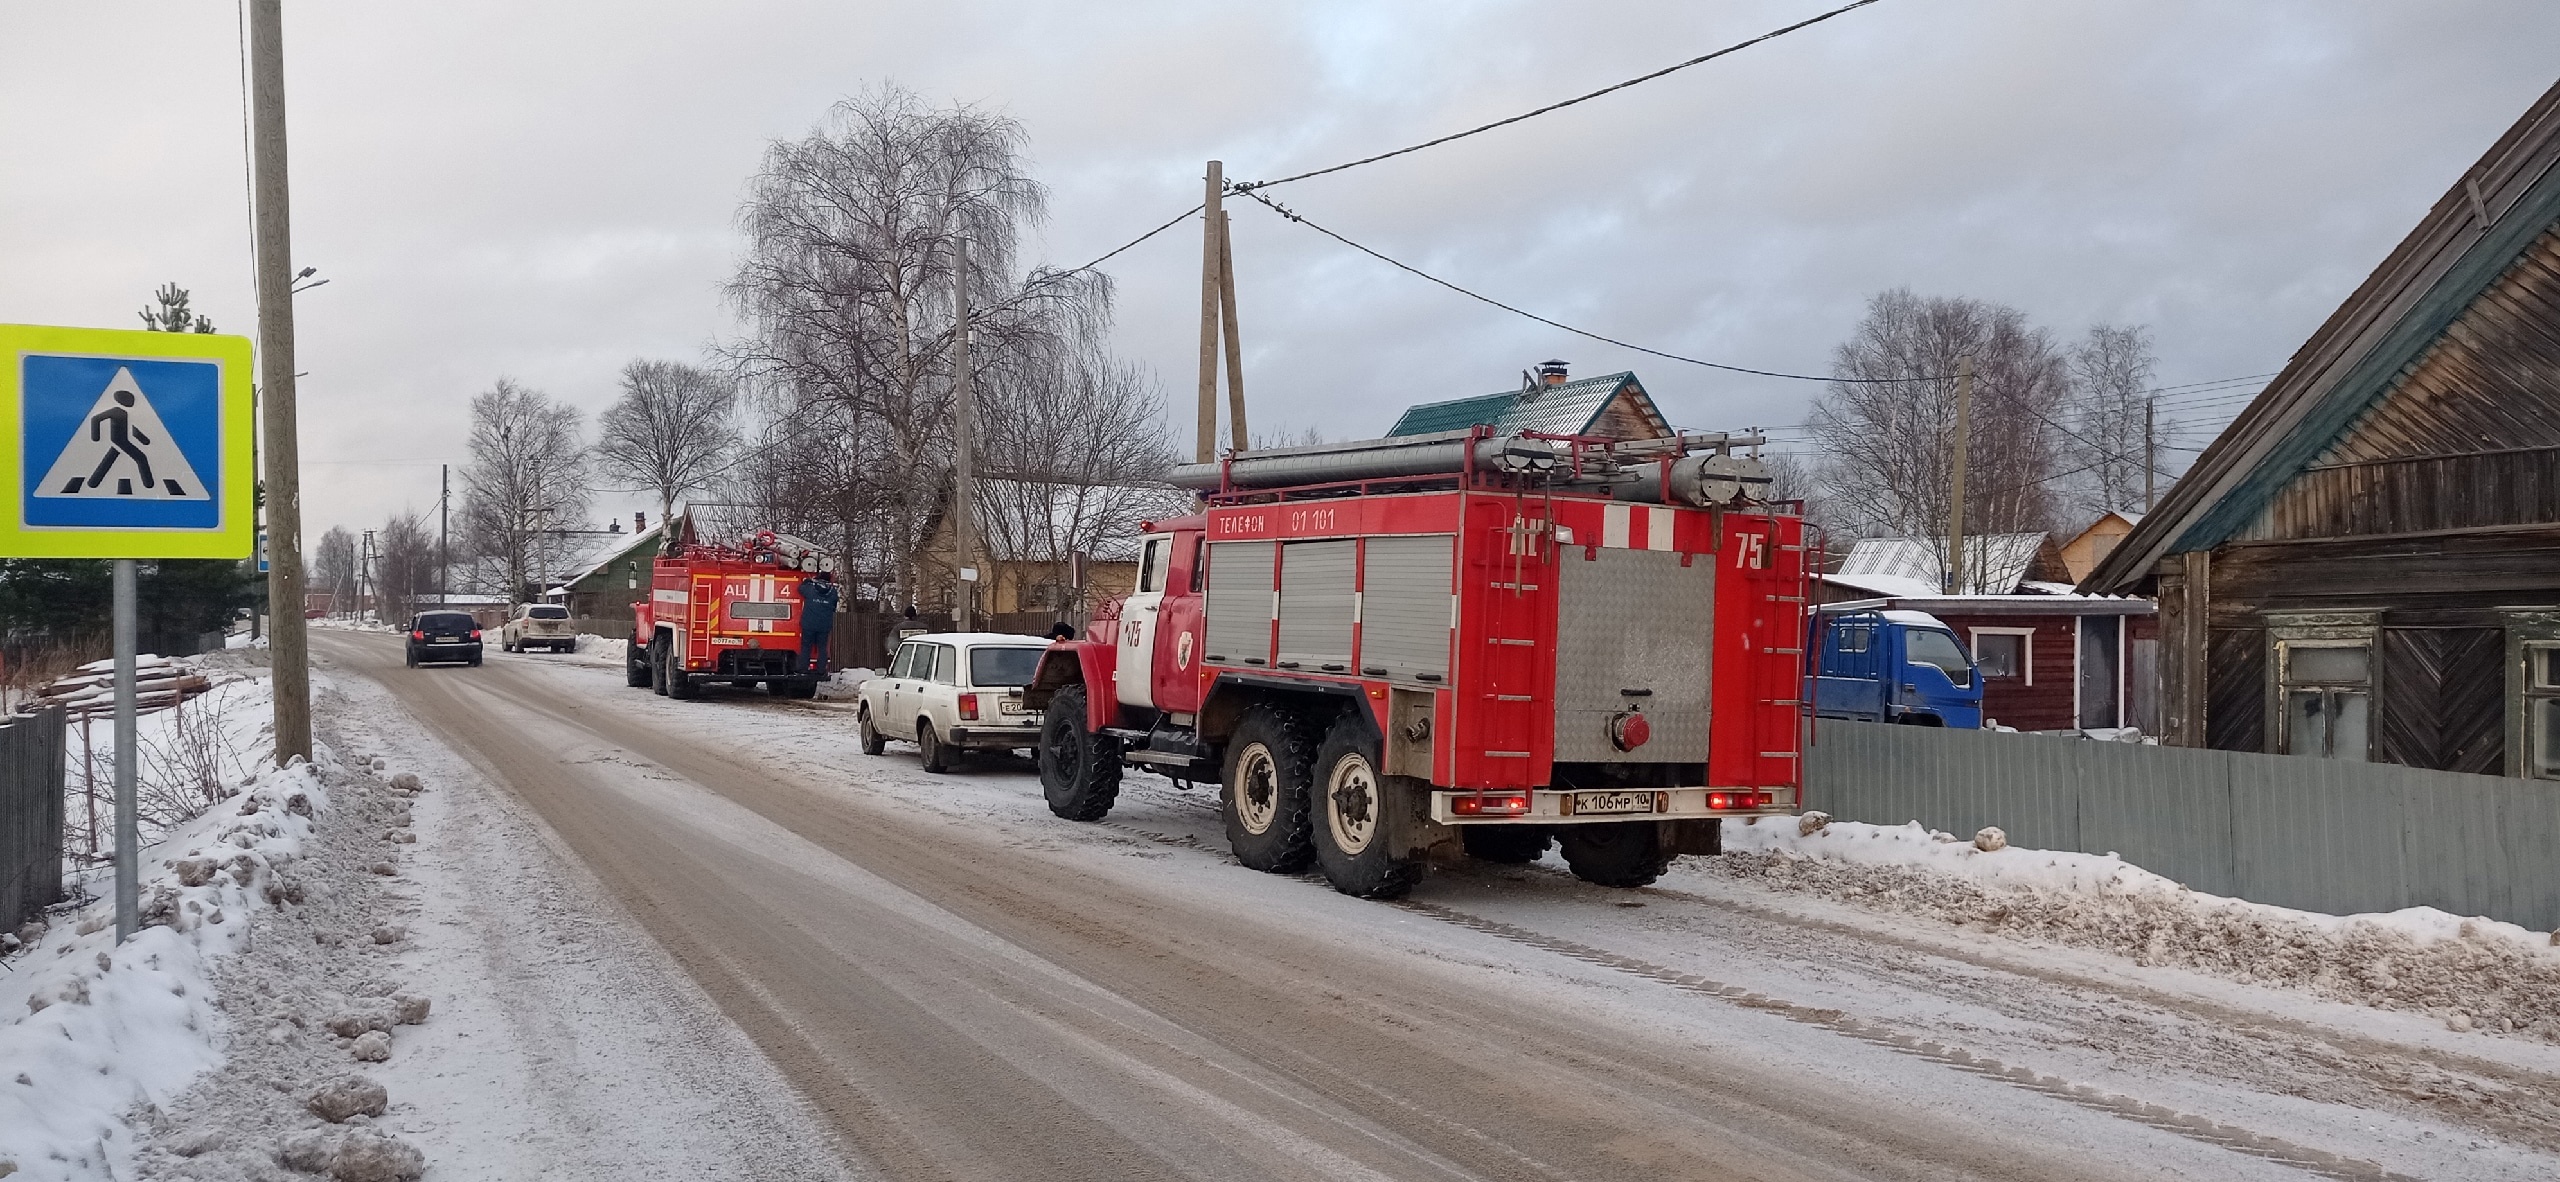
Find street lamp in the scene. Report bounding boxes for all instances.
[290,266,329,295]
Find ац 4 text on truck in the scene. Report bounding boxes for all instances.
[1024,424,1809,898]
[628,526,830,701]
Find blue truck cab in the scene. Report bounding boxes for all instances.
[1809,604,1984,728]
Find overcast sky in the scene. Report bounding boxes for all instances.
[4,1,2556,544]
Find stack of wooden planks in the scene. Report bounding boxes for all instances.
[30,656,214,720]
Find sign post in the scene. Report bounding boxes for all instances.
[0,324,257,941]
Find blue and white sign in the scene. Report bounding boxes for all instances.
[0,324,255,559]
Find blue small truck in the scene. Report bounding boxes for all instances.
[1808,603,1984,728]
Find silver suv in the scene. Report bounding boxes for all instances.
[502,603,576,653]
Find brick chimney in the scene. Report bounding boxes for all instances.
[1536,359,1570,386]
[635,511,648,533]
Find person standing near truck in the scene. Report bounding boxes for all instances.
[797,570,840,676]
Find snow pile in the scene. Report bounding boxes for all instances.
[1708,816,2560,1040]
[572,633,624,659]
[816,666,876,702]
[63,667,278,854]
[0,756,331,1182]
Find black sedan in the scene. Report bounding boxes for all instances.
[405,610,485,667]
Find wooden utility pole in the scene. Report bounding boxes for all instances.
[250,0,311,765]
[1218,211,1248,452]
[1195,161,1224,463]
[2143,397,2157,512]
[1944,354,1976,594]
[951,237,977,631]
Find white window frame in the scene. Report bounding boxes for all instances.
[1969,627,2035,686]
[2275,639,2374,761]
[2523,640,2560,781]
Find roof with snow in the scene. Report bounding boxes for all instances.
[1835,533,2051,596]
[1385,371,1671,440]
[546,524,664,588]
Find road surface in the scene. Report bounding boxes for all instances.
[313,630,2560,1181]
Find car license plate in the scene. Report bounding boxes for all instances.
[1000,695,1026,715]
[1571,791,1653,815]
[434,635,460,643]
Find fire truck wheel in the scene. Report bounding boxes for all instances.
[625,642,653,688]
[1557,822,1675,889]
[1460,826,1552,864]
[1311,716,1421,898]
[1039,684,1121,820]
[858,703,888,755]
[649,636,671,696]
[917,722,952,773]
[1221,707,1315,874]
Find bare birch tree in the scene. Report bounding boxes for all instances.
[311,527,359,617]
[2065,324,2161,516]
[1810,289,2071,571]
[375,511,438,625]
[459,379,591,603]
[595,360,737,524]
[726,84,1152,611]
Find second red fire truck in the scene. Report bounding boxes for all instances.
[1025,426,1809,898]
[628,526,828,700]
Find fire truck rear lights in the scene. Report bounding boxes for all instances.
[1451,793,1531,817]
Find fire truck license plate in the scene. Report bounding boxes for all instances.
[1571,791,1653,815]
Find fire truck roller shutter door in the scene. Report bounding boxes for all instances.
[1277,540,1356,671]
[1205,541,1277,666]
[1360,535,1455,683]
[1554,548,1713,763]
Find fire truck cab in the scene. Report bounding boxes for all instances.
[1026,427,1809,898]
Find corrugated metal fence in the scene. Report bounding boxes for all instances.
[1,707,67,928]
[1803,721,2560,931]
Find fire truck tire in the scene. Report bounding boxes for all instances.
[649,635,671,696]
[858,703,887,755]
[917,722,952,773]
[1221,706,1315,874]
[1039,684,1121,820]
[1310,716,1422,898]
[1557,822,1675,889]
[1461,826,1552,864]
[625,642,653,687]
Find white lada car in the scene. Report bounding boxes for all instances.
[858,632,1053,772]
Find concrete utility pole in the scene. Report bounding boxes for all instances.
[1944,355,1976,595]
[1218,210,1248,452]
[250,0,311,765]
[439,464,450,607]
[2143,397,2157,513]
[951,237,977,632]
[1195,160,1224,463]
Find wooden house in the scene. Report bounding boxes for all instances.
[1386,362,1673,441]
[2083,77,2560,776]
[2058,511,2142,583]
[1823,534,2157,732]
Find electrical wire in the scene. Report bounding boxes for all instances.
[1232,0,1888,192]
[1238,187,1949,383]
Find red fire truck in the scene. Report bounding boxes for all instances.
[627,529,828,700]
[1025,426,1808,898]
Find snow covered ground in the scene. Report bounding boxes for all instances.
[14,634,2559,1179]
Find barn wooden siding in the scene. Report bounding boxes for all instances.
[2237,227,2560,543]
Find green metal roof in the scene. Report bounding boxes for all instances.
[1384,372,1656,438]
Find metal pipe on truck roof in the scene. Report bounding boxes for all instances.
[1165,430,1562,491]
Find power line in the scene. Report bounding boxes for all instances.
[1232,0,1889,192]
[1238,187,1945,383]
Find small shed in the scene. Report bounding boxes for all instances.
[1823,534,2158,732]
[1386,362,1672,441]
[2084,75,2560,776]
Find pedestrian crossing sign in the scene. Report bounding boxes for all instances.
[1,323,255,558]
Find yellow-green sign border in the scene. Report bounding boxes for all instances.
[0,323,257,560]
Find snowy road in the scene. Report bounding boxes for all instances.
[313,630,2560,1181]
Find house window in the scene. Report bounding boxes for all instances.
[1970,628,2034,684]
[2280,641,2371,761]
[2527,644,2560,780]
